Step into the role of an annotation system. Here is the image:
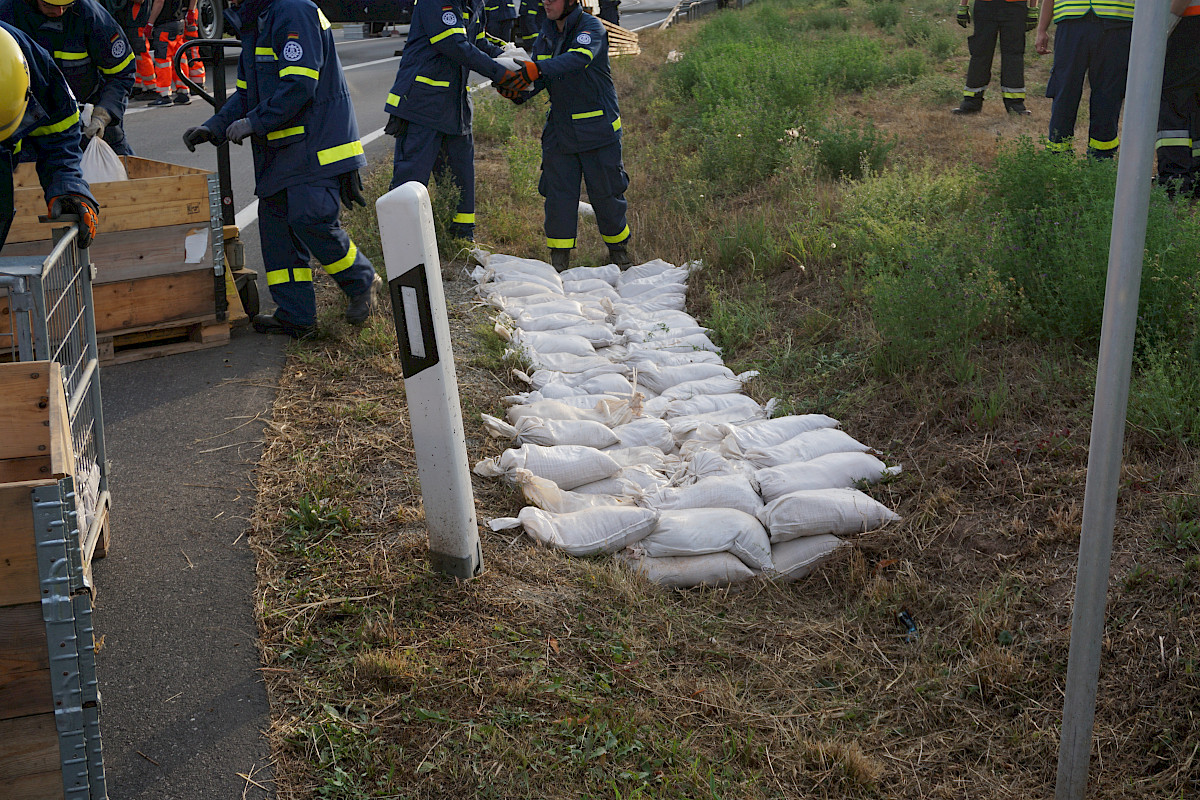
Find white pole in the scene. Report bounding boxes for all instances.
[375,181,483,580]
[1054,3,1170,797]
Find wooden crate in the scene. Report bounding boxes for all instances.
[4,157,234,364]
[577,0,641,55]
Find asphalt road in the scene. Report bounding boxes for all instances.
[90,11,671,800]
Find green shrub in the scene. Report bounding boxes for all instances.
[810,119,896,180]
[925,26,959,60]
[698,99,802,192]
[704,280,777,353]
[474,96,516,144]
[801,8,851,29]
[1129,339,1200,444]
[867,2,901,28]
[713,215,787,274]
[505,135,541,198]
[902,14,934,44]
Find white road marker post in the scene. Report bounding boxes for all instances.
[376,181,482,579]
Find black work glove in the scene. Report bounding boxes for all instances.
[48,194,100,249]
[956,5,971,26]
[384,115,406,138]
[338,170,367,209]
[183,125,216,152]
[1026,6,1038,31]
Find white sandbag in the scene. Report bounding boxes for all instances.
[524,364,630,391]
[626,333,720,354]
[757,488,900,543]
[604,446,679,475]
[677,448,758,484]
[512,310,594,332]
[617,272,689,299]
[621,348,724,367]
[617,259,681,284]
[493,296,585,317]
[614,309,702,334]
[490,505,658,556]
[482,255,564,288]
[559,263,620,285]
[482,414,620,448]
[481,278,563,299]
[668,407,771,437]
[659,372,758,402]
[506,398,613,425]
[564,277,619,294]
[526,352,620,375]
[569,373,637,397]
[634,508,773,571]
[769,534,847,582]
[474,443,621,490]
[611,418,675,452]
[639,474,763,517]
[80,133,128,183]
[511,329,597,356]
[572,464,670,496]
[719,414,841,458]
[554,323,624,347]
[665,393,764,419]
[624,325,711,344]
[619,551,757,589]
[512,470,635,512]
[755,452,902,502]
[614,292,687,314]
[742,427,872,469]
[535,392,621,409]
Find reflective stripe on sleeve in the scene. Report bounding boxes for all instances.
[387,92,401,106]
[29,109,80,137]
[255,47,276,58]
[280,65,320,80]
[430,27,466,44]
[267,125,305,140]
[101,52,136,74]
[317,140,365,166]
[318,8,332,28]
[415,75,450,87]
[567,47,594,59]
[571,110,603,119]
[53,50,89,60]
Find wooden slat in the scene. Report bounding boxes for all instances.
[92,269,216,334]
[0,223,213,286]
[0,670,53,721]
[0,483,41,608]
[0,714,63,798]
[0,366,53,461]
[0,604,49,676]
[101,322,231,366]
[0,456,54,484]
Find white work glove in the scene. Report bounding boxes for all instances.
[83,106,111,139]
[226,117,254,145]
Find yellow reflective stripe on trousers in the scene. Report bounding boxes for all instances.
[567,47,594,59]
[571,110,603,119]
[29,109,80,137]
[546,237,575,248]
[54,50,88,60]
[602,225,630,244]
[266,267,314,285]
[430,26,466,44]
[280,66,320,80]
[1089,137,1119,151]
[267,125,305,140]
[387,92,401,106]
[1157,131,1190,149]
[1001,91,1025,99]
[317,140,365,166]
[453,212,475,224]
[324,242,358,274]
[255,47,276,58]
[416,75,451,87]
[101,52,135,74]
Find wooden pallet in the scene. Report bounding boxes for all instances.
[600,18,641,55]
[98,315,232,366]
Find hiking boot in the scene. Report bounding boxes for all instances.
[1005,101,1031,116]
[550,248,570,273]
[950,98,983,115]
[147,94,174,107]
[608,243,634,270]
[252,313,316,340]
[345,273,383,326]
[173,91,192,105]
[130,88,159,101]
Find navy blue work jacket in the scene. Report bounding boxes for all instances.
[206,0,365,198]
[385,0,508,136]
[0,0,134,123]
[1,21,93,248]
[528,5,621,154]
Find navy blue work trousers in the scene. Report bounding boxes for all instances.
[1157,16,1200,194]
[540,140,630,251]
[258,178,376,328]
[1045,14,1131,158]
[390,120,476,239]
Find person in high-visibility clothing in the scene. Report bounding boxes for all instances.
[1156,0,1200,197]
[0,21,98,250]
[951,0,1038,115]
[1034,0,1132,158]
[182,0,380,339]
[384,0,520,242]
[0,0,136,155]
[497,0,632,272]
[146,0,189,104]
[182,0,205,89]
[513,0,543,48]
[483,0,515,43]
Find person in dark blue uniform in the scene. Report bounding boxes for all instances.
[498,0,632,272]
[0,21,98,250]
[484,0,516,43]
[513,0,543,48]
[182,0,381,339]
[384,0,518,241]
[1,0,136,155]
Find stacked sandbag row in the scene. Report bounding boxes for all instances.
[471,251,902,588]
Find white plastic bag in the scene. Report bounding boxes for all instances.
[80,134,128,184]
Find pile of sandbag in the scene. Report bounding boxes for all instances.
[472,251,902,588]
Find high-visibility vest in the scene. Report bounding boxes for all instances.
[1051,0,1134,23]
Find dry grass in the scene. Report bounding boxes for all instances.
[245,5,1200,799]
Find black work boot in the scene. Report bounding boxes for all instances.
[951,95,983,115]
[608,243,634,270]
[1005,101,1031,116]
[252,313,316,340]
[550,248,571,273]
[345,273,383,326]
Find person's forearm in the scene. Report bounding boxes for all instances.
[147,0,164,26]
[1170,0,1187,17]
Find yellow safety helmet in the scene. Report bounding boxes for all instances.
[0,27,30,142]
[39,0,76,7]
